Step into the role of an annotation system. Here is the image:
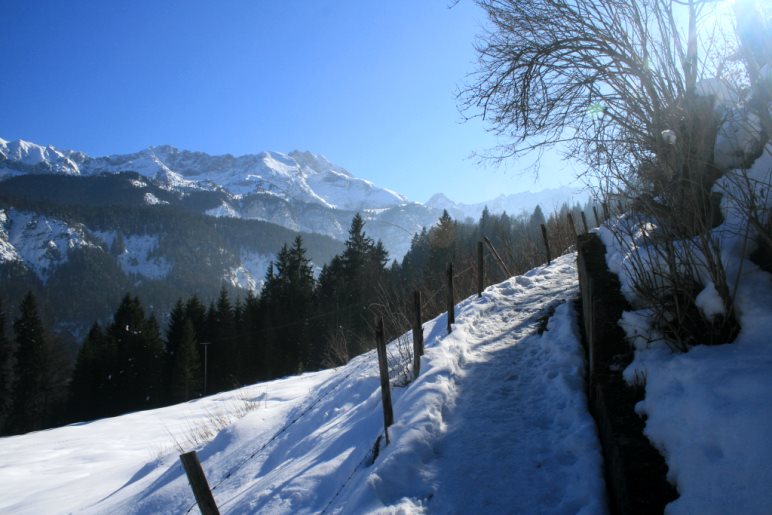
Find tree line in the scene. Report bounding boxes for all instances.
[0,202,594,434]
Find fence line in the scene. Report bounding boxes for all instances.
[181,216,596,512]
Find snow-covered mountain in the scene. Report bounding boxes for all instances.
[427,186,587,221]
[0,138,407,211]
[1,137,586,260]
[0,138,431,258]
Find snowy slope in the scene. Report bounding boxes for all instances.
[0,208,100,281]
[597,145,772,514]
[0,254,607,514]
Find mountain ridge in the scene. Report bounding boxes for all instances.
[1,137,587,260]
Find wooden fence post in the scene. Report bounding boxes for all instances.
[477,241,484,297]
[412,290,423,378]
[482,236,512,277]
[593,206,601,227]
[540,223,552,265]
[179,451,220,515]
[446,262,455,333]
[581,211,589,233]
[566,213,577,239]
[375,317,394,442]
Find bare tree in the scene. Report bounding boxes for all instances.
[461,0,737,197]
[461,0,770,349]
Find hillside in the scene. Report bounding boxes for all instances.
[0,239,770,513]
[0,173,344,337]
[0,254,607,514]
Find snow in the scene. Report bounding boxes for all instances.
[694,281,725,319]
[0,209,21,263]
[225,250,273,291]
[599,146,772,513]
[0,209,98,281]
[205,202,241,219]
[0,372,336,514]
[93,231,172,280]
[0,254,606,514]
[714,108,764,170]
[143,192,168,205]
[0,138,81,175]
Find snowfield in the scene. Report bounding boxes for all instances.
[0,254,607,514]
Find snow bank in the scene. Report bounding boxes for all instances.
[600,146,772,513]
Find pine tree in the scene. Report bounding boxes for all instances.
[139,315,166,406]
[240,290,263,383]
[68,323,116,420]
[166,300,202,402]
[169,319,201,402]
[0,300,15,432]
[260,237,316,375]
[328,214,389,355]
[428,209,457,275]
[108,295,165,412]
[8,293,50,433]
[185,295,207,350]
[206,287,237,392]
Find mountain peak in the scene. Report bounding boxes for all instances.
[426,192,455,206]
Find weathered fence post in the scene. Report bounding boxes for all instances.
[482,236,512,277]
[477,241,484,297]
[375,317,394,442]
[581,211,589,234]
[566,212,577,239]
[593,205,601,227]
[540,223,552,265]
[179,451,220,515]
[412,290,423,378]
[446,262,455,333]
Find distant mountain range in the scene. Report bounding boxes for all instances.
[0,138,586,257]
[0,137,586,338]
[426,186,586,222]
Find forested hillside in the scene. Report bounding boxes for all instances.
[0,197,595,434]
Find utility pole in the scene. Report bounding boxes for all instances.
[200,341,211,395]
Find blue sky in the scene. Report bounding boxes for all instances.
[0,0,580,204]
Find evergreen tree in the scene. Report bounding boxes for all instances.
[169,319,201,402]
[166,300,202,402]
[68,323,116,420]
[8,293,51,432]
[317,214,389,356]
[108,295,165,411]
[184,295,207,341]
[240,290,263,383]
[206,287,237,392]
[261,237,316,374]
[0,300,15,431]
[528,205,547,237]
[428,209,457,278]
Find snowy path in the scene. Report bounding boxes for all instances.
[342,253,607,513]
[426,260,606,513]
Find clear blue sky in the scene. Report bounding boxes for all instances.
[0,0,579,204]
